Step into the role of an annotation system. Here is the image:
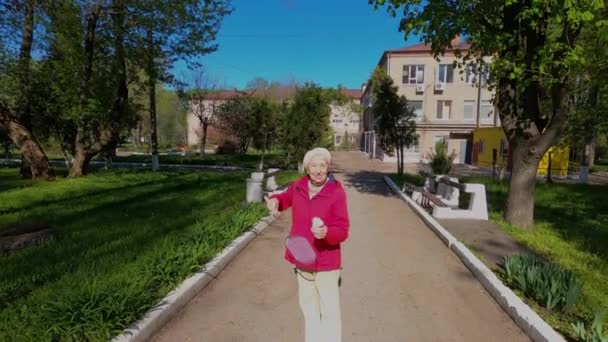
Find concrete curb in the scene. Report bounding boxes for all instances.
[111,215,277,342]
[384,176,566,342]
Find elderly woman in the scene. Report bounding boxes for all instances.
[265,147,350,342]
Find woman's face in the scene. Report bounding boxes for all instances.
[306,157,329,185]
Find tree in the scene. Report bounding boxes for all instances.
[156,88,187,148]
[340,131,351,150]
[565,18,608,170]
[176,67,220,155]
[37,0,133,177]
[371,0,607,229]
[0,0,54,180]
[429,139,456,175]
[216,95,257,156]
[282,83,332,171]
[370,67,417,176]
[131,0,233,170]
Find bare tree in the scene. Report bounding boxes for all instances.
[177,67,221,156]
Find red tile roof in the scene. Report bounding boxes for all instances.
[340,89,362,99]
[386,42,471,54]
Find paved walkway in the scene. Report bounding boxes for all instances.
[152,151,529,342]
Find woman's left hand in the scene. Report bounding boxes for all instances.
[311,225,327,239]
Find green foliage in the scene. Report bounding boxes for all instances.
[572,311,608,342]
[389,173,425,187]
[250,97,278,151]
[503,254,581,312]
[282,83,332,161]
[156,89,187,147]
[216,95,277,155]
[339,131,351,150]
[428,140,455,175]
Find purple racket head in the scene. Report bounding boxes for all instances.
[285,235,316,265]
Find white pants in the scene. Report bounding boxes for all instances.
[296,268,342,342]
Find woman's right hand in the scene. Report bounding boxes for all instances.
[264,196,279,217]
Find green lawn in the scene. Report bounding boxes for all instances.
[0,167,299,341]
[592,159,608,173]
[3,149,295,170]
[460,177,607,338]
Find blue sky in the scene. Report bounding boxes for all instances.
[174,0,420,90]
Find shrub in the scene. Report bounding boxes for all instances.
[572,311,608,342]
[428,140,455,175]
[215,140,237,154]
[502,254,581,312]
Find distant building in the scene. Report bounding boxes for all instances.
[186,86,363,150]
[330,89,362,149]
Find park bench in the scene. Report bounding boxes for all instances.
[402,172,489,220]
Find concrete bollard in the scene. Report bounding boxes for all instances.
[246,177,264,203]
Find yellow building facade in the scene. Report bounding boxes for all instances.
[472,127,569,176]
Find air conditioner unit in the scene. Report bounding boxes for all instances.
[415,84,424,93]
[435,83,445,91]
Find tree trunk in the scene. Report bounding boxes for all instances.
[547,152,553,183]
[586,141,595,168]
[546,152,553,183]
[0,106,53,180]
[147,29,159,171]
[504,138,542,230]
[201,122,208,156]
[3,139,9,159]
[19,157,33,178]
[11,131,51,180]
[69,149,93,177]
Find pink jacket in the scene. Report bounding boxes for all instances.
[270,175,350,271]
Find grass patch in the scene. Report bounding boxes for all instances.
[0,168,299,341]
[462,177,608,339]
[389,172,425,187]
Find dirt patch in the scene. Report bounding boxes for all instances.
[0,222,55,254]
[438,219,533,270]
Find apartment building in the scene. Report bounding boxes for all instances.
[330,89,362,148]
[361,37,498,164]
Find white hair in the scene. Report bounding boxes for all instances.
[303,147,331,167]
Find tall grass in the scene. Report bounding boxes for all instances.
[0,168,296,341]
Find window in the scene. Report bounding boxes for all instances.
[332,119,342,124]
[335,135,342,145]
[463,100,475,121]
[478,139,485,153]
[466,63,490,85]
[402,65,425,84]
[480,100,493,121]
[408,101,423,120]
[436,100,452,120]
[438,64,454,83]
